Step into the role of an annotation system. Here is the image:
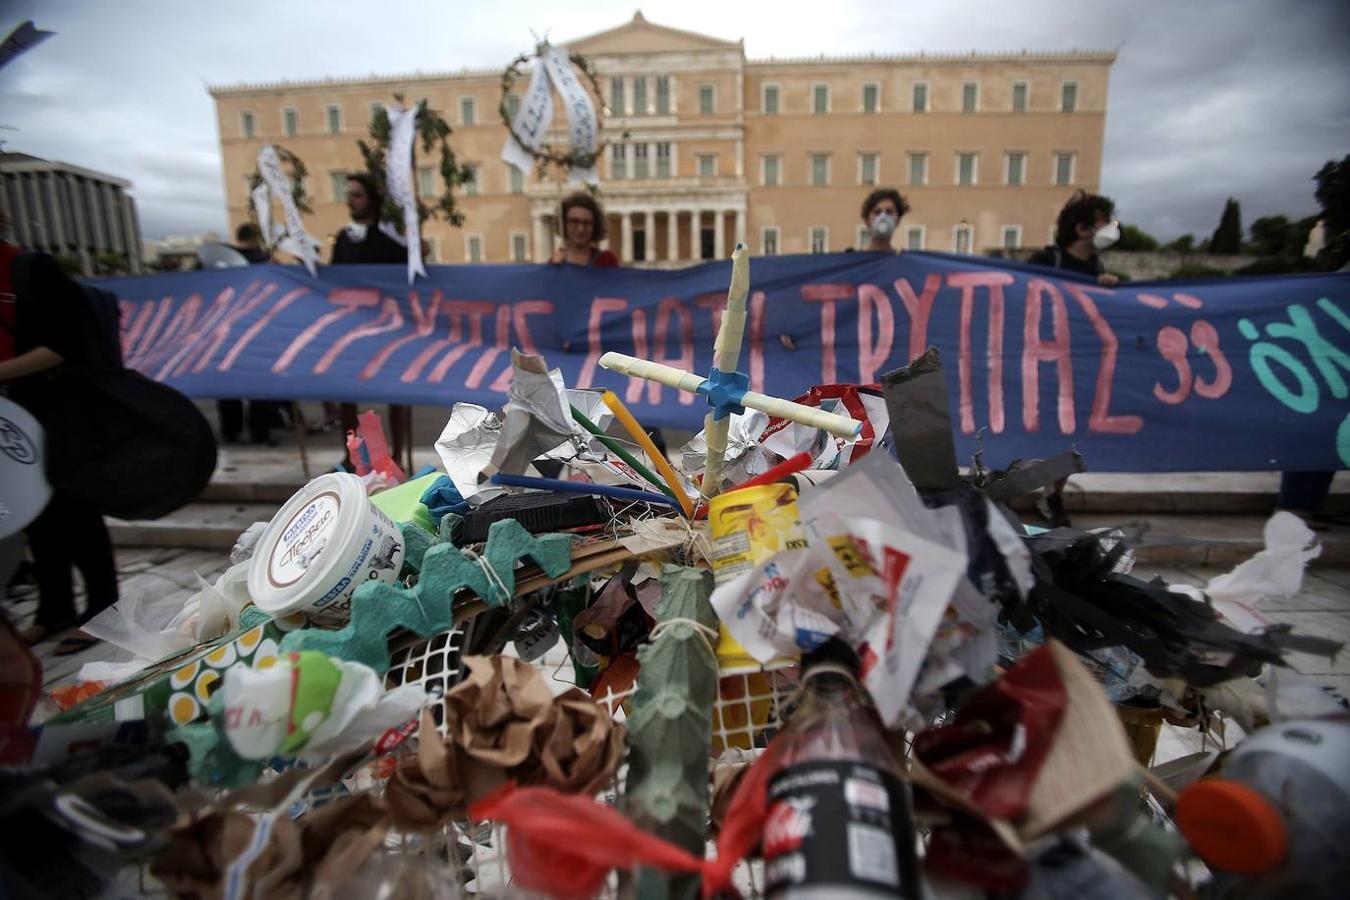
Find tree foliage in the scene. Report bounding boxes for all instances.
[1115,223,1159,252]
[358,96,471,230]
[1162,234,1195,254]
[1313,155,1350,269]
[1209,197,1243,254]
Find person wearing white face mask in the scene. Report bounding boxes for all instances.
[1029,189,1121,287]
[860,188,911,253]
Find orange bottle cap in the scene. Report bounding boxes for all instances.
[1176,779,1288,875]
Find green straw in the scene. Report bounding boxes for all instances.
[569,404,676,499]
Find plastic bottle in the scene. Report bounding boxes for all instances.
[1176,716,1350,898]
[763,638,919,899]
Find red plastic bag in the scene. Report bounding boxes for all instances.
[911,644,1066,820]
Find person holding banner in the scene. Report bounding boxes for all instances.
[549,192,619,268]
[1028,190,1121,287]
[860,188,911,253]
[331,173,411,468]
[217,223,285,447]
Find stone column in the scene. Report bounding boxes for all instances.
[734,209,746,249]
[689,210,701,260]
[643,210,656,261]
[621,211,634,263]
[44,174,66,248]
[713,209,725,260]
[667,211,679,261]
[532,212,549,262]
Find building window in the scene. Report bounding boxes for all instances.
[954,224,974,254]
[762,153,781,187]
[1005,151,1026,186]
[511,233,528,262]
[425,237,439,262]
[656,76,671,114]
[417,166,435,198]
[1012,81,1028,112]
[241,111,255,139]
[762,227,779,256]
[810,226,828,254]
[859,152,879,186]
[329,171,348,202]
[509,164,524,194]
[906,226,925,251]
[611,77,626,116]
[1061,81,1078,112]
[369,102,383,124]
[763,83,780,114]
[862,82,879,113]
[283,107,298,137]
[634,143,650,178]
[1054,151,1076,186]
[633,77,648,116]
[460,97,476,126]
[698,84,715,114]
[505,93,521,120]
[962,82,979,113]
[612,144,627,178]
[466,234,483,263]
[957,152,978,186]
[912,82,929,112]
[1002,226,1022,250]
[463,164,480,196]
[810,153,830,186]
[326,104,342,134]
[698,153,716,178]
[908,152,928,186]
[656,142,671,177]
[812,83,830,114]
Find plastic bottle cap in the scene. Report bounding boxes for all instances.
[1176,779,1288,875]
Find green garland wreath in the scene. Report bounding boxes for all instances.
[498,43,622,183]
[247,145,312,224]
[359,95,472,230]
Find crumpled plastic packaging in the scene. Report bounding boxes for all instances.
[1204,510,1322,616]
[79,561,252,683]
[230,521,269,565]
[434,403,503,503]
[221,650,424,760]
[481,350,575,483]
[759,384,889,470]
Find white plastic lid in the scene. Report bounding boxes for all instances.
[247,472,372,617]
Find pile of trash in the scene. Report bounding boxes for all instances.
[3,247,1346,900]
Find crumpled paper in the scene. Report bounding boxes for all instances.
[221,650,424,760]
[150,794,388,900]
[385,655,625,829]
[759,384,889,470]
[678,410,773,490]
[481,350,575,483]
[434,403,503,502]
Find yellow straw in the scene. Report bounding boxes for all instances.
[601,390,695,518]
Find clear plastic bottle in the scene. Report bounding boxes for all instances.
[763,639,919,899]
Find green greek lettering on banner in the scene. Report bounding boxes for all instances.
[1340,412,1350,468]
[1264,303,1350,399]
[1241,318,1319,413]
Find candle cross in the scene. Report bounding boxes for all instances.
[599,244,862,498]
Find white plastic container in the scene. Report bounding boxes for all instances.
[247,473,405,626]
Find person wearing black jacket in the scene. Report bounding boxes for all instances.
[330,174,410,469]
[0,209,118,653]
[1027,190,1121,287]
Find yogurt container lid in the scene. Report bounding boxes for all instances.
[247,473,371,615]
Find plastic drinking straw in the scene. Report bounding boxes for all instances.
[490,473,680,509]
[600,390,696,518]
[569,404,675,499]
[727,452,814,493]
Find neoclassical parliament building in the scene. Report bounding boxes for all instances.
[210,13,1112,266]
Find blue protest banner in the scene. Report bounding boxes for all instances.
[94,251,1350,472]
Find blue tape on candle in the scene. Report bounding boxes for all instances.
[490,473,683,511]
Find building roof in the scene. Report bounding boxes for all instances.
[0,151,132,187]
[208,13,1113,96]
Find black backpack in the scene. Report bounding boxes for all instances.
[7,253,217,520]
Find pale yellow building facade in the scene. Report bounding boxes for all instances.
[210,13,1113,266]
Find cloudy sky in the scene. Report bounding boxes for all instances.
[2,0,1347,242]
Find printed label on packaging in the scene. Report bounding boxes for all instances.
[764,760,917,898]
[270,491,341,588]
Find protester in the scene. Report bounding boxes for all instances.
[330,173,410,469]
[860,187,911,253]
[218,223,285,446]
[1028,189,1121,287]
[550,192,619,267]
[0,207,118,654]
